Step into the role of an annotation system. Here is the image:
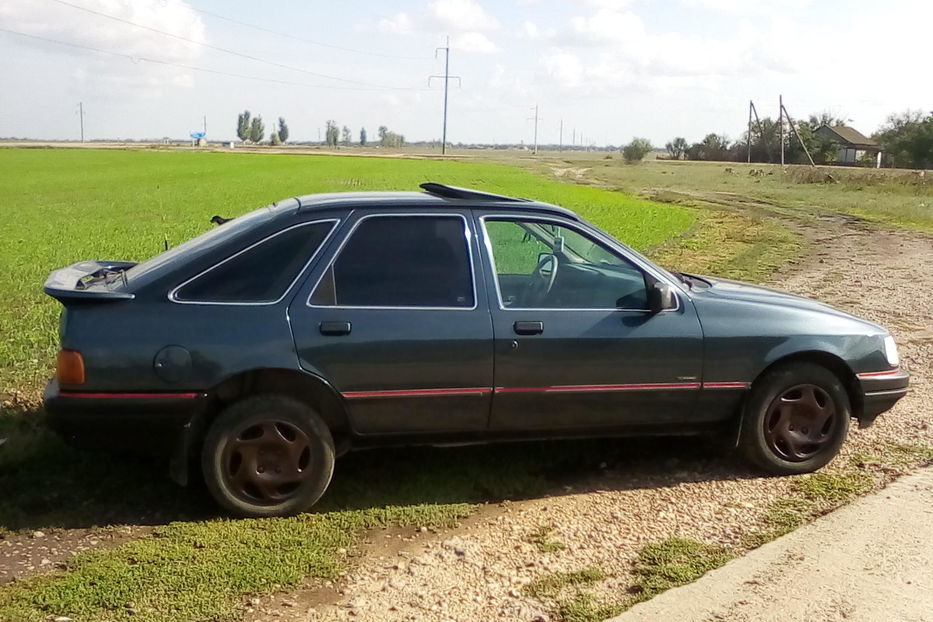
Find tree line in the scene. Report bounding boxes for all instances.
[235,111,405,149]
[621,110,931,169]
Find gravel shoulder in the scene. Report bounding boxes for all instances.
[245,218,932,622]
[609,466,933,622]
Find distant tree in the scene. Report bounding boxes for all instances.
[360,127,367,146]
[809,112,847,128]
[875,110,933,169]
[377,126,404,148]
[269,131,281,146]
[236,110,251,142]
[325,120,339,147]
[665,137,688,160]
[341,125,351,146]
[277,117,289,143]
[248,116,265,143]
[622,137,653,163]
[686,133,730,161]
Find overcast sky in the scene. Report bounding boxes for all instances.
[1,0,930,146]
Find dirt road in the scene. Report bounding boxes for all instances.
[239,216,932,620]
[610,466,933,622]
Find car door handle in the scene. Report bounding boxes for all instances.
[319,321,351,336]
[513,321,544,335]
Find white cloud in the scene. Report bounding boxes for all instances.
[452,32,498,54]
[566,9,647,47]
[0,0,204,61]
[541,51,586,88]
[576,0,635,9]
[427,0,499,32]
[0,0,204,95]
[377,12,414,35]
[679,0,811,13]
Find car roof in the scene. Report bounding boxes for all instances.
[293,183,580,220]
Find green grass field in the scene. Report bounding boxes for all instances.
[0,148,694,404]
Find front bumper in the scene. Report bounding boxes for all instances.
[43,379,205,458]
[857,369,909,428]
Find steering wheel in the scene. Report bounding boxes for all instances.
[522,253,559,306]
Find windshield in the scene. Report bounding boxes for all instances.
[123,206,277,285]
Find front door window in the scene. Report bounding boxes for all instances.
[484,219,649,310]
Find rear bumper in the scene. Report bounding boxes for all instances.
[857,369,909,428]
[43,379,205,457]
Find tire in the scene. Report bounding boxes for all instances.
[201,394,335,518]
[739,362,850,475]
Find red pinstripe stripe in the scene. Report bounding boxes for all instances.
[856,369,902,378]
[341,381,755,399]
[495,383,701,394]
[703,382,751,389]
[59,392,199,399]
[343,387,492,399]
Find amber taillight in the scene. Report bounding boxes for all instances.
[57,349,86,385]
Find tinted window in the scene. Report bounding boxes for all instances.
[484,219,648,309]
[175,221,335,302]
[311,216,474,307]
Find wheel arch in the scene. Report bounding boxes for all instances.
[752,350,862,419]
[727,349,862,450]
[194,367,352,457]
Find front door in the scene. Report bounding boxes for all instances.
[289,211,493,434]
[478,215,703,431]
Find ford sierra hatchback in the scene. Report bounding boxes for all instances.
[43,183,909,517]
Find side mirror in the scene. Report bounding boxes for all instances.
[647,281,676,313]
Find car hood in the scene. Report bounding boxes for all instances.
[688,275,885,331]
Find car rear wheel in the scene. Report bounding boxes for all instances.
[202,395,335,517]
[739,362,850,475]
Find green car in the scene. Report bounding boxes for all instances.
[43,183,909,517]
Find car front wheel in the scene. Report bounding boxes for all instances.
[739,362,850,475]
[201,395,335,517]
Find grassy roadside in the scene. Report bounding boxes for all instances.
[522,444,933,622]
[515,157,932,234]
[0,506,473,622]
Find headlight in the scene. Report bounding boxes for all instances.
[883,335,900,367]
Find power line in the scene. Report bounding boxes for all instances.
[46,0,400,89]
[0,27,427,92]
[190,6,430,61]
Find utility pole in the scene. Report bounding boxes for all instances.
[747,100,753,163]
[780,99,816,168]
[78,102,85,142]
[572,128,576,149]
[558,119,563,153]
[528,105,540,155]
[429,36,460,155]
[203,115,207,136]
[779,94,784,166]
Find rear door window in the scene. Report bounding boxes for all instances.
[309,215,474,308]
[173,220,336,303]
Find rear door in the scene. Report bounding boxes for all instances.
[477,214,704,431]
[288,209,494,435]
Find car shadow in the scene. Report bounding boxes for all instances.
[1,407,763,531]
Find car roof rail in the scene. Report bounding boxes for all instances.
[419,182,529,203]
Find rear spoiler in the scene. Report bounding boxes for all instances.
[44,260,137,302]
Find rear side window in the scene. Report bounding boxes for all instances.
[174,221,335,303]
[310,215,474,308]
